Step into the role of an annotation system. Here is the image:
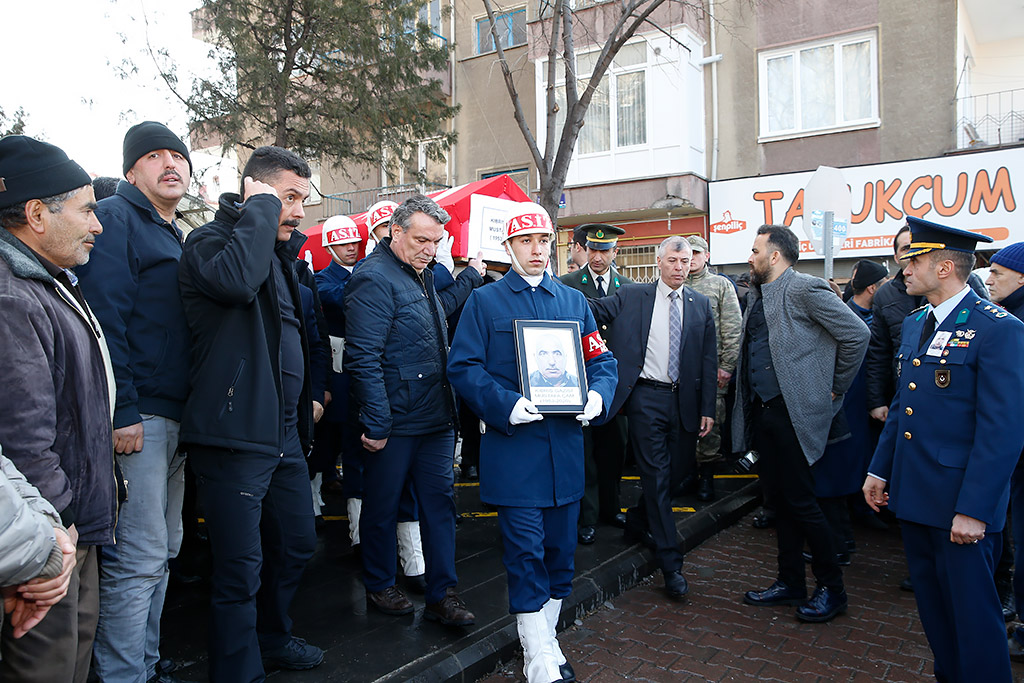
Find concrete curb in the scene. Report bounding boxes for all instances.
[381,480,762,682]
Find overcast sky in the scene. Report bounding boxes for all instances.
[1,0,211,178]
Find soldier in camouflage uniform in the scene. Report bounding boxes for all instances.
[685,236,742,500]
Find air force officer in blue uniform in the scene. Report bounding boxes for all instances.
[864,217,1024,683]
[448,203,617,683]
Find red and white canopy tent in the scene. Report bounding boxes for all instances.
[299,174,531,272]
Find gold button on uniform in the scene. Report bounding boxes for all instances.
[905,407,913,415]
[904,432,912,440]
[912,359,921,367]
[909,382,917,390]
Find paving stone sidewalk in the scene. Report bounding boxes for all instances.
[479,511,1024,683]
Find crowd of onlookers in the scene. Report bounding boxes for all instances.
[3,121,1024,683]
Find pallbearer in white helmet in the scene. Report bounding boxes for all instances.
[363,200,399,256]
[313,214,364,536]
[447,203,619,683]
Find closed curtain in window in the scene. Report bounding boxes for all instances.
[842,41,871,121]
[579,76,610,154]
[800,45,835,130]
[766,55,794,132]
[616,71,646,147]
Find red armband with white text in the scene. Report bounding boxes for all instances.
[582,330,610,360]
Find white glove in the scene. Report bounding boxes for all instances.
[435,233,455,274]
[509,397,544,426]
[576,390,603,426]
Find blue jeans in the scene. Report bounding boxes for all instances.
[360,430,456,604]
[94,415,185,683]
[189,431,316,683]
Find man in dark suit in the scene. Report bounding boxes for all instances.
[560,224,634,545]
[589,236,716,600]
[865,219,1024,683]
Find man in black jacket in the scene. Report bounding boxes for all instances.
[344,194,483,625]
[178,146,322,680]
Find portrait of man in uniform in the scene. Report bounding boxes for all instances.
[517,322,586,412]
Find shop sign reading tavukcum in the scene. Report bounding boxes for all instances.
[708,148,1020,264]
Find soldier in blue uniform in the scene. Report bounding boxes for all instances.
[448,204,617,683]
[864,217,1024,683]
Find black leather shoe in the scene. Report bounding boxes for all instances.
[464,465,478,481]
[796,586,847,623]
[696,466,715,502]
[261,636,325,671]
[751,508,775,529]
[603,512,627,529]
[1001,589,1016,622]
[424,587,476,626]
[899,576,914,592]
[664,570,689,599]
[673,473,697,497]
[367,585,414,615]
[578,526,596,545]
[845,539,857,554]
[559,662,576,682]
[743,581,805,606]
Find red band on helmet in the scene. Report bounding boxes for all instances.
[582,330,609,361]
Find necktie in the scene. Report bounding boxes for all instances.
[668,291,681,382]
[918,311,937,349]
[596,275,606,297]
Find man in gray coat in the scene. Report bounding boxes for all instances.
[733,225,868,623]
[1,447,77,643]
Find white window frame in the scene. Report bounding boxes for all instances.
[546,41,650,157]
[757,30,880,142]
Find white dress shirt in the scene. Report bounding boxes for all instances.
[641,278,685,383]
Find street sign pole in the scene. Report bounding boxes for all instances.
[823,211,834,280]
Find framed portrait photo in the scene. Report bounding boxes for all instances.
[514,319,588,414]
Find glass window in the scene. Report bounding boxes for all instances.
[759,31,878,137]
[545,41,647,155]
[477,8,527,54]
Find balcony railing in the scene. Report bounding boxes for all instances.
[956,88,1024,149]
[321,182,450,218]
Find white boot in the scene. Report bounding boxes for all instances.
[516,611,562,683]
[310,473,323,516]
[542,598,567,666]
[346,498,362,546]
[396,520,426,577]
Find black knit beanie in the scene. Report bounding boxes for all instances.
[0,135,92,210]
[122,121,192,177]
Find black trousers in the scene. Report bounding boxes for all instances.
[625,383,696,573]
[751,396,842,591]
[579,416,627,527]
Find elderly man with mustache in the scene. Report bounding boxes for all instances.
[75,121,194,683]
